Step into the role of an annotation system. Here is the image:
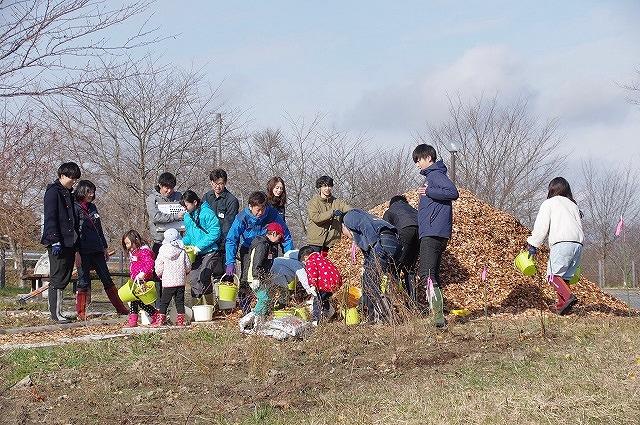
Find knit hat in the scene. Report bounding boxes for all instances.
[266,222,284,238]
[162,228,180,244]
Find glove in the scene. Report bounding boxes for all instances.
[250,280,260,291]
[527,244,537,257]
[135,271,146,282]
[307,286,318,297]
[332,210,344,219]
[225,264,235,277]
[51,242,61,255]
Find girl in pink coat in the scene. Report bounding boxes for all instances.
[121,230,160,327]
[154,228,191,326]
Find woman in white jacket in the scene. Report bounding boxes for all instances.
[527,177,583,315]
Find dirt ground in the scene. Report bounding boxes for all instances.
[1,312,639,425]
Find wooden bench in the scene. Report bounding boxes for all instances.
[21,271,131,292]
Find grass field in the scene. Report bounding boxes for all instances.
[1,313,639,424]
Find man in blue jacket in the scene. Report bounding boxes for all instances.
[413,144,459,328]
[41,162,81,323]
[224,191,294,312]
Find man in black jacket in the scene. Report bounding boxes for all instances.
[202,168,240,248]
[382,195,419,301]
[41,162,81,323]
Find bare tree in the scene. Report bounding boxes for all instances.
[579,159,640,285]
[0,0,158,98]
[0,103,60,281]
[47,60,226,241]
[424,94,565,225]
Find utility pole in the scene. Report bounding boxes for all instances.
[448,142,458,185]
[216,112,222,167]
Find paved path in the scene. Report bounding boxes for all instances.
[604,288,640,309]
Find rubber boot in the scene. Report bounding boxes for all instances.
[550,276,578,315]
[104,285,129,315]
[431,287,446,328]
[75,290,88,320]
[125,313,138,328]
[49,288,71,324]
[175,313,185,327]
[152,313,166,327]
[149,309,160,325]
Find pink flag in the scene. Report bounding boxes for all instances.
[427,276,436,303]
[615,216,624,236]
[481,266,488,281]
[350,241,358,264]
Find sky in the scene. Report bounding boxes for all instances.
[127,0,639,163]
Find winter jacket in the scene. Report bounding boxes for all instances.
[305,252,342,293]
[129,246,155,281]
[418,161,459,239]
[146,187,183,243]
[41,180,78,248]
[270,250,312,293]
[383,199,418,230]
[75,201,108,254]
[527,196,584,248]
[306,195,352,247]
[203,188,240,245]
[225,205,294,266]
[183,202,221,254]
[272,203,286,222]
[247,235,279,282]
[155,241,191,288]
[343,209,397,253]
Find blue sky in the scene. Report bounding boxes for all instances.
[129,0,639,161]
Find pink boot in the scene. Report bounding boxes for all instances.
[175,313,185,327]
[125,313,138,328]
[152,313,166,327]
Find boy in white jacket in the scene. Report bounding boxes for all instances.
[154,228,191,326]
[527,177,583,315]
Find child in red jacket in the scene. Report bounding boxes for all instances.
[298,245,342,325]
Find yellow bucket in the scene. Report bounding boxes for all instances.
[118,279,138,302]
[217,275,239,302]
[294,307,310,321]
[287,280,296,291]
[568,266,581,285]
[135,281,157,305]
[343,307,360,325]
[514,251,536,276]
[273,308,296,319]
[184,246,197,263]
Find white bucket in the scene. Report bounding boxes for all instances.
[192,304,214,322]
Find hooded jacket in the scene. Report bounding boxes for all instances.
[342,209,397,252]
[418,160,459,239]
[225,205,294,266]
[382,199,418,230]
[183,202,221,254]
[155,241,191,288]
[41,180,78,248]
[129,245,155,281]
[145,187,183,243]
[203,188,240,245]
[306,195,352,247]
[75,201,108,254]
[270,250,313,293]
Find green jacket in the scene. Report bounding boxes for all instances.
[306,195,351,247]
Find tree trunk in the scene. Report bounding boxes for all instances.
[0,245,6,289]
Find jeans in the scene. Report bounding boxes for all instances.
[77,252,114,291]
[312,291,333,321]
[361,231,401,321]
[48,246,75,290]
[418,236,448,287]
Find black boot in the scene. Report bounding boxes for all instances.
[48,288,71,324]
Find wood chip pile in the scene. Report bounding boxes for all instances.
[328,188,632,316]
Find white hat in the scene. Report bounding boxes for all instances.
[162,228,180,244]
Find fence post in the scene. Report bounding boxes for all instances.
[598,259,604,288]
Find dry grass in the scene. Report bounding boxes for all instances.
[1,314,639,424]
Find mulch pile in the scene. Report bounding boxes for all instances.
[328,188,633,316]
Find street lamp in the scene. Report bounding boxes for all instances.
[447,142,458,185]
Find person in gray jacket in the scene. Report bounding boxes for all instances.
[145,172,184,304]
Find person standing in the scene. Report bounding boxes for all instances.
[146,172,183,306]
[266,176,287,221]
[413,144,459,328]
[306,175,352,254]
[41,162,81,323]
[526,177,582,315]
[202,169,240,249]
